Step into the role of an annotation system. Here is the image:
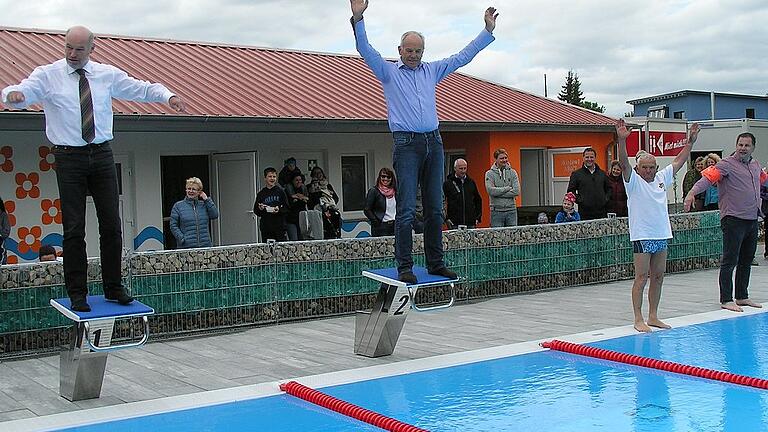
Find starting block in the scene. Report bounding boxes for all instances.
[50,296,154,401]
[354,266,456,357]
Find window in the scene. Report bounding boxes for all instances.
[341,154,368,212]
[746,108,755,119]
[648,105,668,118]
[673,111,685,119]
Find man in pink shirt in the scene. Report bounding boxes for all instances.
[684,132,768,312]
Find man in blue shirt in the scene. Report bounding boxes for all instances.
[350,0,498,283]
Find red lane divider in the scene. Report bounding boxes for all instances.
[280,381,428,432]
[541,339,768,390]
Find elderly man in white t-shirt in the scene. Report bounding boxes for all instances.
[616,119,700,332]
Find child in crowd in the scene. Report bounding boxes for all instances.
[555,192,581,223]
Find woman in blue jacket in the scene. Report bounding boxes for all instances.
[170,177,219,248]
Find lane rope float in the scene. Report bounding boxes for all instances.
[280,380,428,432]
[541,339,768,390]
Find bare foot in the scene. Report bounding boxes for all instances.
[647,318,671,329]
[634,321,652,333]
[736,299,763,308]
[721,302,744,312]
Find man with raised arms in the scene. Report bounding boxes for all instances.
[617,119,699,332]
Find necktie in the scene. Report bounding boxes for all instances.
[75,69,95,143]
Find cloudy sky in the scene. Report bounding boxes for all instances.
[2,0,766,117]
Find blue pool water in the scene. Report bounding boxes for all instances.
[60,313,768,432]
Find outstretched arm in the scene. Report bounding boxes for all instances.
[2,66,50,108]
[670,123,699,174]
[615,119,632,183]
[432,7,497,82]
[349,0,390,81]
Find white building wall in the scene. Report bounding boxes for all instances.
[1,127,394,263]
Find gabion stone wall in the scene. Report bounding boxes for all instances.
[0,211,722,357]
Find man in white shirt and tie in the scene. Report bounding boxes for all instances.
[1,26,185,312]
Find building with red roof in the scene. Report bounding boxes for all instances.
[0,27,617,262]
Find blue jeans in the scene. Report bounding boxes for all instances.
[53,143,123,301]
[392,130,445,273]
[719,216,758,303]
[490,209,518,227]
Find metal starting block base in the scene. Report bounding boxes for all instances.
[354,266,456,358]
[50,296,154,401]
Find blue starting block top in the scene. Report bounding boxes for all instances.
[50,295,155,322]
[362,266,458,288]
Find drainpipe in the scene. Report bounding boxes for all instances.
[710,91,715,120]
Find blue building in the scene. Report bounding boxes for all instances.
[627,90,768,121]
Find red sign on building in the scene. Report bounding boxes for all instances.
[625,130,687,157]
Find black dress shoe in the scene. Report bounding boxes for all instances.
[71,298,91,312]
[105,290,134,305]
[428,267,458,279]
[398,271,417,284]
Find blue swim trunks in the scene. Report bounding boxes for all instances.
[632,239,669,254]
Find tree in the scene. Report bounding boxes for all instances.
[557,70,584,106]
[581,100,606,113]
[558,69,605,113]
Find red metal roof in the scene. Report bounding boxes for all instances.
[0,27,615,126]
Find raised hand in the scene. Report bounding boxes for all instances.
[688,123,700,144]
[484,7,499,33]
[615,119,631,141]
[351,0,368,22]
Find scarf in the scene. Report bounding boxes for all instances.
[378,184,395,199]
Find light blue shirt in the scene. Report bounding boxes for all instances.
[2,59,174,146]
[353,19,495,133]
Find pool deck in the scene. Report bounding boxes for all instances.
[2,264,768,426]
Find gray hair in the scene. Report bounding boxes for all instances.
[400,31,425,46]
[453,158,467,169]
[636,152,656,165]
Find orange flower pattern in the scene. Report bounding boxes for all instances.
[16,226,42,255]
[41,199,62,225]
[39,146,55,171]
[15,172,41,199]
[4,200,16,226]
[0,146,12,172]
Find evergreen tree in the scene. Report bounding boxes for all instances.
[557,70,584,106]
[581,100,606,113]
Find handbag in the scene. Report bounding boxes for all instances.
[299,209,323,240]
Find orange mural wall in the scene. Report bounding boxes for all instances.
[443,130,615,227]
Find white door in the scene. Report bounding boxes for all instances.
[84,154,135,257]
[212,152,259,245]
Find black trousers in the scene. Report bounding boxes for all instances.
[719,216,758,303]
[53,143,123,300]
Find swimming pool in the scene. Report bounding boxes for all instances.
[12,308,768,432]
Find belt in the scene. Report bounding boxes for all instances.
[53,141,111,150]
[392,130,439,139]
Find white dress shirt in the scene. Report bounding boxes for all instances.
[1,59,175,146]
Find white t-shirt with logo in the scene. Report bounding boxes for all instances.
[625,164,674,241]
